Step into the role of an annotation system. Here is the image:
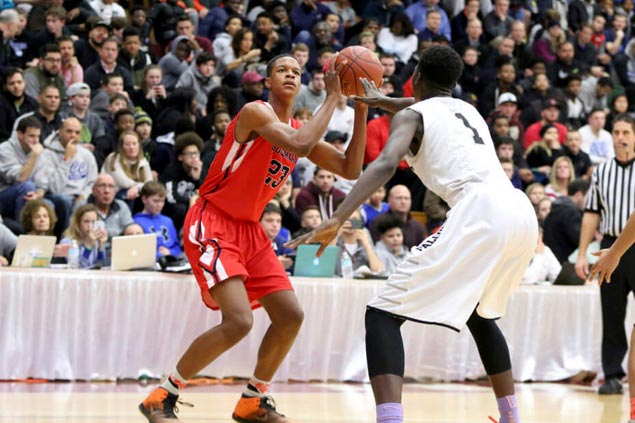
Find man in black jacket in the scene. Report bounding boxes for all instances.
[0,68,38,141]
[543,178,590,262]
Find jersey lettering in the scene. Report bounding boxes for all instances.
[454,113,484,144]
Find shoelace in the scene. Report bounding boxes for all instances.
[172,398,194,414]
[488,417,499,423]
[261,395,278,410]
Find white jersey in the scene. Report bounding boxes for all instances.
[405,97,511,207]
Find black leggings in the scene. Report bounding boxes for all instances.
[365,306,511,379]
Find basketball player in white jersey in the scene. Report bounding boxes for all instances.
[288,45,538,423]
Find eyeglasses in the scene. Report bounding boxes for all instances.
[95,183,116,189]
[181,151,200,158]
[44,57,62,63]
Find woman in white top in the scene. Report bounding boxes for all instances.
[545,155,575,200]
[102,130,153,209]
[376,12,418,64]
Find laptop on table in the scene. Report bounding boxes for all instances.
[110,234,157,271]
[293,245,338,277]
[11,235,56,268]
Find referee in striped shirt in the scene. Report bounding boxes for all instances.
[575,113,635,395]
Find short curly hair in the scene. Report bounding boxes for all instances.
[416,45,464,91]
[20,199,57,235]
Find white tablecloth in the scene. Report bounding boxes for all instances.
[1,268,632,382]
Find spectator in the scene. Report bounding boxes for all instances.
[58,203,107,268]
[102,130,152,210]
[87,172,133,240]
[24,44,66,101]
[489,92,524,144]
[88,0,126,25]
[292,205,322,238]
[563,129,594,179]
[83,36,134,93]
[172,15,213,54]
[14,84,65,143]
[197,0,243,42]
[20,198,56,236]
[236,70,266,109]
[453,18,487,57]
[201,109,229,173]
[335,208,384,276]
[66,82,104,147]
[478,58,522,118]
[296,167,346,219]
[130,65,166,124]
[289,0,332,38]
[0,9,21,73]
[525,182,546,208]
[90,74,130,126]
[152,87,197,140]
[523,97,568,149]
[605,93,630,132]
[548,41,583,89]
[451,0,481,43]
[220,28,260,82]
[370,184,427,249]
[532,20,567,64]
[526,123,566,182]
[74,20,110,71]
[117,27,152,90]
[58,35,83,89]
[536,196,552,224]
[93,107,135,169]
[563,75,586,128]
[406,0,451,40]
[376,12,418,65]
[579,107,615,164]
[568,0,592,33]
[26,7,71,61]
[212,14,243,65]
[134,108,158,174]
[0,68,37,142]
[300,21,342,70]
[545,156,576,199]
[423,189,449,232]
[129,6,151,46]
[373,212,410,274]
[273,177,301,235]
[294,67,325,113]
[121,222,144,236]
[580,75,614,113]
[0,117,43,221]
[0,220,16,265]
[292,42,311,86]
[147,0,185,47]
[133,180,183,258]
[362,1,404,27]
[500,156,522,189]
[544,178,590,262]
[160,131,203,232]
[483,0,513,41]
[418,10,446,43]
[521,227,562,285]
[254,12,289,63]
[34,117,98,223]
[176,52,221,114]
[510,20,532,72]
[205,85,239,119]
[260,203,294,272]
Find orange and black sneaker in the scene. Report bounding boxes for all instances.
[232,394,291,423]
[139,387,192,421]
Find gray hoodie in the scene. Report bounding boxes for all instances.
[158,35,192,91]
[33,131,98,198]
[0,133,39,191]
[176,63,220,110]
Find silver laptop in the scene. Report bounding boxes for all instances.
[111,234,157,271]
[11,235,57,268]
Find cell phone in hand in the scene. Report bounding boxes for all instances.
[93,220,106,232]
[350,218,364,229]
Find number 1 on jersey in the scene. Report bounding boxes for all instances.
[455,113,484,144]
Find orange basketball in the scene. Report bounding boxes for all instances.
[333,46,384,96]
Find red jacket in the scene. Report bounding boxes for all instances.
[365,115,409,170]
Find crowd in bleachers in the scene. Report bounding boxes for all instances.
[0,0,625,280]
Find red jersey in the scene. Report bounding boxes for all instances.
[199,102,301,222]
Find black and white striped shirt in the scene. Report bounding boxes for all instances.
[585,158,635,236]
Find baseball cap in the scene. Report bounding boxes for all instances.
[497,92,518,106]
[67,82,91,97]
[542,97,561,109]
[324,130,347,143]
[242,71,264,84]
[90,20,110,32]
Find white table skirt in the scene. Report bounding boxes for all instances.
[1,268,633,382]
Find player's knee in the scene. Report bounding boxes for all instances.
[223,311,254,341]
[277,304,304,334]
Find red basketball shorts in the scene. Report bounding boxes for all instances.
[184,201,293,310]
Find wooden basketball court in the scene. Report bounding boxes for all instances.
[0,380,629,422]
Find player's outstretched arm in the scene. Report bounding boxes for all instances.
[234,56,345,157]
[589,210,635,284]
[307,102,368,180]
[286,109,422,256]
[351,78,415,114]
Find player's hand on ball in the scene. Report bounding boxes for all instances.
[351,78,385,105]
[324,53,346,98]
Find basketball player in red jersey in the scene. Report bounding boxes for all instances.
[139,54,369,422]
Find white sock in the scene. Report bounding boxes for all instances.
[161,368,187,396]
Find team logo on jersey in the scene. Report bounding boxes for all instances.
[413,225,444,252]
